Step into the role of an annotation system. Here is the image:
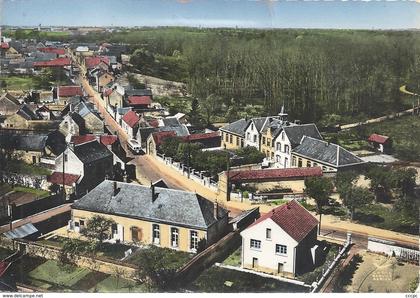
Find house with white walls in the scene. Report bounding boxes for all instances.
[240,200,319,277]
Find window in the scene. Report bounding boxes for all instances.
[190,230,198,251]
[250,239,261,249]
[271,152,274,159]
[267,139,271,147]
[262,137,266,145]
[64,154,68,162]
[285,157,289,168]
[171,227,179,248]
[284,145,289,154]
[281,132,285,141]
[111,224,118,237]
[241,139,244,147]
[306,161,311,167]
[253,135,257,143]
[276,155,280,163]
[225,133,228,142]
[276,244,287,255]
[229,135,233,144]
[314,162,318,167]
[276,142,281,151]
[74,221,80,227]
[80,220,85,226]
[131,226,141,242]
[266,228,271,239]
[153,224,160,244]
[298,158,302,167]
[247,132,250,140]
[251,123,254,130]
[236,137,239,146]
[292,156,297,167]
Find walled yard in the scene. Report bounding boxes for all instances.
[343,250,419,293]
[185,265,308,293]
[7,254,147,292]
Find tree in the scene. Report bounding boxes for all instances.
[335,170,358,194]
[392,168,416,197]
[304,177,334,234]
[341,186,374,220]
[81,215,115,246]
[199,94,221,126]
[135,246,177,290]
[127,73,146,89]
[159,136,183,158]
[234,146,265,165]
[365,165,394,202]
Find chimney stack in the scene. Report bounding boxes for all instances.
[151,181,158,202]
[214,201,219,219]
[113,181,120,196]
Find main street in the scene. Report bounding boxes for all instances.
[71,53,418,249]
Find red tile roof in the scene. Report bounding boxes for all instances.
[38,47,66,55]
[103,88,113,97]
[368,133,389,144]
[183,131,220,142]
[99,135,118,146]
[248,200,318,242]
[0,42,9,49]
[148,119,159,128]
[48,172,80,186]
[58,86,83,97]
[122,110,140,128]
[85,56,110,69]
[228,167,322,183]
[152,131,177,146]
[71,135,96,145]
[33,57,71,67]
[127,95,152,106]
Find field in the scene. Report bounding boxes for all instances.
[343,251,419,293]
[0,76,36,90]
[329,115,420,161]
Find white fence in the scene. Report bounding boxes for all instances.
[155,153,219,192]
[367,237,419,263]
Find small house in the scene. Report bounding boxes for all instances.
[368,134,392,154]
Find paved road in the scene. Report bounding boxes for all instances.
[0,204,71,233]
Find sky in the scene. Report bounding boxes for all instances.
[0,0,419,29]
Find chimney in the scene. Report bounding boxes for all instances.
[151,182,158,202]
[113,181,120,196]
[214,201,219,219]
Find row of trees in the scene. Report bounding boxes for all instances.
[81,28,420,124]
[304,166,418,233]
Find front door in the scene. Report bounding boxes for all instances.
[278,263,284,273]
[252,257,258,268]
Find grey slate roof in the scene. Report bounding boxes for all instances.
[0,134,47,152]
[159,125,190,137]
[73,140,113,164]
[75,102,101,120]
[250,117,268,132]
[220,118,250,137]
[293,136,364,168]
[17,104,41,120]
[283,124,322,147]
[72,180,227,230]
[162,117,181,127]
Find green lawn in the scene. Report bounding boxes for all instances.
[187,266,308,293]
[0,76,36,90]
[222,248,241,267]
[90,275,147,293]
[125,246,193,270]
[3,159,52,175]
[354,203,418,235]
[97,242,134,260]
[13,186,49,198]
[28,260,91,289]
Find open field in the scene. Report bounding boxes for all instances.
[328,115,420,161]
[344,250,419,293]
[0,76,36,90]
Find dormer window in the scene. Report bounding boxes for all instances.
[281,132,285,141]
[251,123,254,131]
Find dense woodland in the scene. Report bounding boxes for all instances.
[8,28,420,124]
